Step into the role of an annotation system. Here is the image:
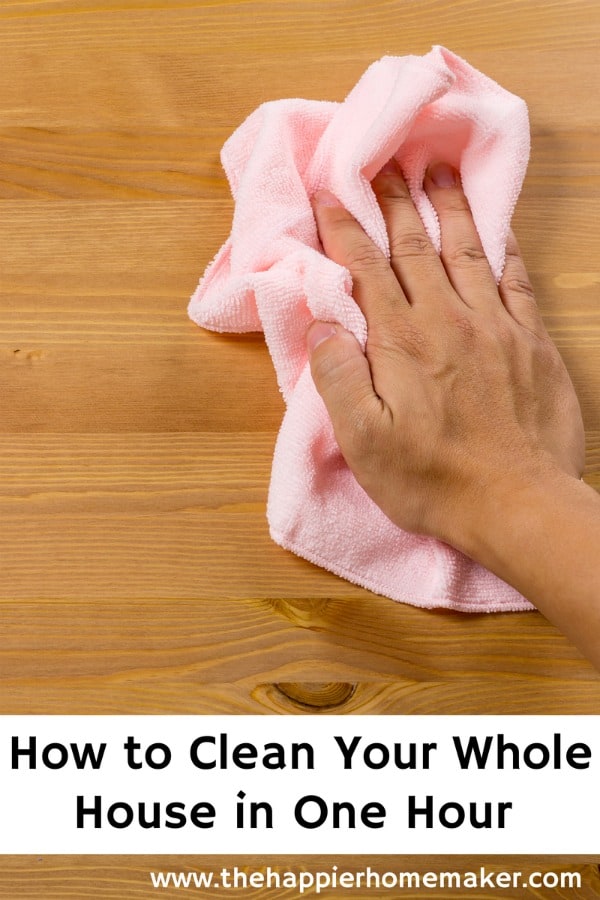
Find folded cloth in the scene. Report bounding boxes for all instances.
[189,45,533,612]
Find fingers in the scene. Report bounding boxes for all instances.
[306,320,383,461]
[499,229,545,335]
[423,163,499,310]
[313,163,532,333]
[311,190,408,324]
[370,158,448,304]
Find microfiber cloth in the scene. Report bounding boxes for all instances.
[189,45,533,612]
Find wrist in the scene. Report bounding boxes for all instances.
[449,453,571,570]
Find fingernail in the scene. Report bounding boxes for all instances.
[307,321,337,354]
[427,162,457,187]
[311,189,342,208]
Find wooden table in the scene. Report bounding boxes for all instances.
[1,0,599,895]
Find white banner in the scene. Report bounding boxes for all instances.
[1,716,597,854]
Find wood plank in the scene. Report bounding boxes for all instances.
[0,854,598,899]
[1,196,598,432]
[0,1,597,59]
[3,199,596,298]
[3,676,600,715]
[1,129,597,200]
[0,333,282,433]
[2,595,598,689]
[0,435,597,604]
[0,127,229,201]
[0,47,596,131]
[0,433,598,690]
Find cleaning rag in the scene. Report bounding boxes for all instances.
[188,45,533,612]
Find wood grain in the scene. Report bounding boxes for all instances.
[1,0,599,894]
[0,855,598,899]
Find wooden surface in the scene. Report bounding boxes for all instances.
[1,0,599,896]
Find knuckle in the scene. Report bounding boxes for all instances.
[332,392,382,468]
[502,275,536,301]
[309,350,332,388]
[490,316,517,352]
[444,308,478,344]
[446,242,488,268]
[346,405,380,456]
[390,230,436,260]
[455,317,478,347]
[310,346,351,391]
[537,335,565,373]
[343,238,387,274]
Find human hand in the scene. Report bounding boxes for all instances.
[307,160,585,554]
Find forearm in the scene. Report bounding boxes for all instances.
[309,163,593,667]
[461,465,600,669]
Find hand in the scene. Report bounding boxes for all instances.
[307,160,585,553]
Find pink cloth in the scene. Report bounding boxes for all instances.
[189,45,533,612]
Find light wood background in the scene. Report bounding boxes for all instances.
[1,0,599,896]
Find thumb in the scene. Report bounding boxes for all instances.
[306,320,378,438]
